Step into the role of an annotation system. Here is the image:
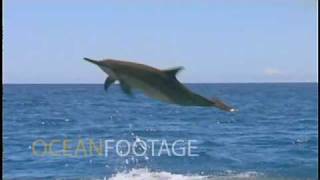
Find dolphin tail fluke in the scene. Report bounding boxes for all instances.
[83,57,100,65]
[211,97,237,112]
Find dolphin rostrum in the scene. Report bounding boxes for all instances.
[84,58,236,112]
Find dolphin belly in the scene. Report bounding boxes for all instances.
[100,66,118,79]
[117,74,172,103]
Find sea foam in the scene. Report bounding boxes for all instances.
[108,168,260,180]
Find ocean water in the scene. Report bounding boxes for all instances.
[3,83,318,180]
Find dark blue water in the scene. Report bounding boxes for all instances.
[3,83,318,179]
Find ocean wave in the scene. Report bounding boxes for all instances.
[108,168,261,180]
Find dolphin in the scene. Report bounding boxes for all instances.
[84,58,236,112]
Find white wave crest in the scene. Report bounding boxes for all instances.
[108,168,261,180]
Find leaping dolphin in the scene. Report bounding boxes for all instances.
[84,58,236,112]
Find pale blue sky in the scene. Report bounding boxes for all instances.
[3,0,318,83]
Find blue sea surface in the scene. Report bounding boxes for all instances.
[3,83,318,179]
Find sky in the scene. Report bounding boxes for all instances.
[3,0,318,83]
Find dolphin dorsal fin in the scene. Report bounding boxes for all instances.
[162,67,184,78]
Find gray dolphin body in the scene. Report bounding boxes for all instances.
[84,58,235,112]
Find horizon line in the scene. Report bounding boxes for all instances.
[2,81,318,85]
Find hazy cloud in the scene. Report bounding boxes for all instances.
[264,68,282,76]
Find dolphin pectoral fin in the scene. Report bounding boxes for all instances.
[162,66,184,78]
[119,81,133,96]
[211,97,237,112]
[104,77,116,92]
